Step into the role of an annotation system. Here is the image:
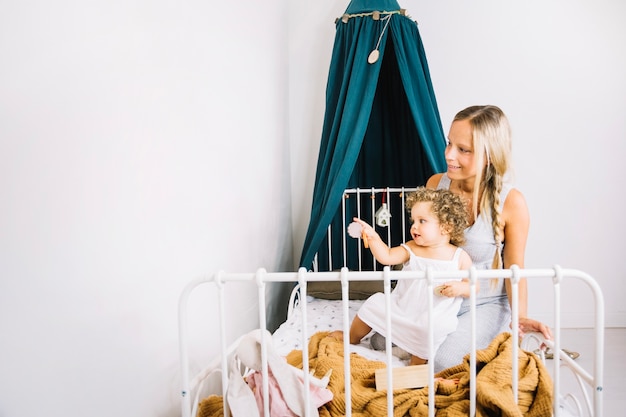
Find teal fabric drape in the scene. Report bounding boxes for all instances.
[299,0,447,270]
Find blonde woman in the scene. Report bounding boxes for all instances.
[427,105,552,371]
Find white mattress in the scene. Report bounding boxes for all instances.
[272,296,406,367]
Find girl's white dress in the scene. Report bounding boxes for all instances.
[356,245,463,360]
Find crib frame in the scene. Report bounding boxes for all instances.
[313,186,419,272]
[178,265,605,417]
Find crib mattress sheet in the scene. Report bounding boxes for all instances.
[272,296,406,367]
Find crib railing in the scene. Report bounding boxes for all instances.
[313,187,418,272]
[178,266,605,417]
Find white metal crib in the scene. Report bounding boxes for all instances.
[178,187,605,417]
[178,266,605,417]
[313,186,419,273]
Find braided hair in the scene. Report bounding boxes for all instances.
[452,105,512,269]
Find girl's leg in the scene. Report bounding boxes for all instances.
[349,315,372,345]
[409,355,427,365]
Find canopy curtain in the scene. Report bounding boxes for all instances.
[299,0,447,271]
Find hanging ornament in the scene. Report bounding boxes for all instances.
[367,13,393,64]
[367,50,380,64]
[347,221,369,248]
[375,190,392,227]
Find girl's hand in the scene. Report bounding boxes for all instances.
[352,217,379,242]
[351,217,409,265]
[438,281,466,298]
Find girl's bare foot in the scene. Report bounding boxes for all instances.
[409,355,428,366]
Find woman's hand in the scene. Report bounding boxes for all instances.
[516,317,552,340]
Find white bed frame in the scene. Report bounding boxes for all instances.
[313,187,419,272]
[179,267,604,417]
[178,187,605,417]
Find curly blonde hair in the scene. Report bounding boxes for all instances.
[405,187,469,246]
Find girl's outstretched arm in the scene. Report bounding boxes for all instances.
[351,217,409,266]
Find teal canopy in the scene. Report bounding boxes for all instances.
[299,0,447,270]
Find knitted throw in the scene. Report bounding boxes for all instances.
[197,331,553,417]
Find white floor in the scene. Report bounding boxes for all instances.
[547,328,625,416]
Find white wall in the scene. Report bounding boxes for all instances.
[0,1,291,416]
[1,0,624,416]
[289,0,626,328]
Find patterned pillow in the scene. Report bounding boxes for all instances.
[306,280,398,300]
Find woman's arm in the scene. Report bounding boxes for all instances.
[501,188,530,318]
[351,217,409,266]
[502,189,552,340]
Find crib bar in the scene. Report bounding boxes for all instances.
[256,269,271,417]
[426,267,435,417]
[553,266,562,416]
[340,268,352,417]
[369,188,376,268]
[327,224,332,271]
[384,188,392,245]
[355,189,363,270]
[383,267,393,417]
[312,252,318,273]
[468,267,477,417]
[511,265,520,405]
[179,267,605,417]
[400,188,408,243]
[217,272,230,417]
[178,275,203,417]
[341,193,348,269]
[176,268,599,284]
[204,267,578,282]
[297,268,313,416]
[591,272,605,417]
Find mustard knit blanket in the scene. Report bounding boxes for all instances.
[198,331,553,417]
